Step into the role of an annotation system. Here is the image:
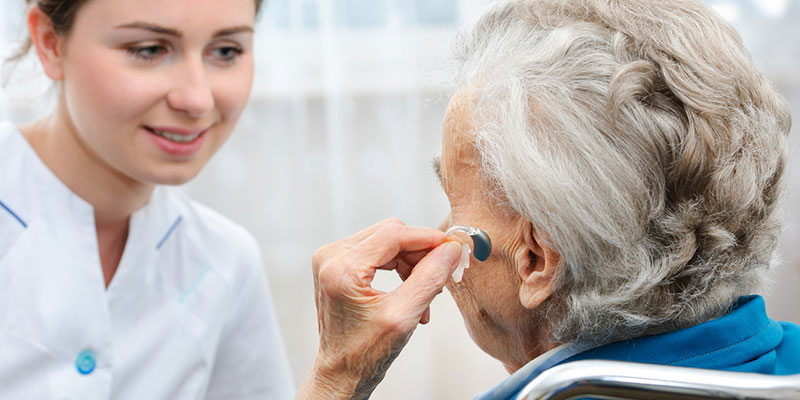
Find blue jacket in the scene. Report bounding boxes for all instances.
[478,295,800,400]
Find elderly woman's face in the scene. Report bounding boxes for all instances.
[437,90,555,372]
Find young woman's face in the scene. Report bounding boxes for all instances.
[58,0,256,185]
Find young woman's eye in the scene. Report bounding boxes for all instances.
[211,46,244,64]
[126,45,167,61]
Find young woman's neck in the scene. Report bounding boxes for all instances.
[21,102,153,286]
[22,105,153,227]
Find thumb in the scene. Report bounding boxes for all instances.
[389,241,462,317]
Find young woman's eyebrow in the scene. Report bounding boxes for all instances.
[115,22,181,37]
[114,22,254,38]
[213,26,254,38]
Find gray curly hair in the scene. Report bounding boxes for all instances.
[455,0,791,345]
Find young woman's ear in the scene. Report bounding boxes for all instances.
[514,221,561,309]
[27,6,65,81]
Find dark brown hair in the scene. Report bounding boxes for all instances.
[7,0,265,63]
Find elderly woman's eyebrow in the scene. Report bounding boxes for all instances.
[432,156,444,188]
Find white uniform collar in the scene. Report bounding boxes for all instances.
[0,122,181,252]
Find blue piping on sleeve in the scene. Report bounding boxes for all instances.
[0,200,27,228]
[156,215,183,250]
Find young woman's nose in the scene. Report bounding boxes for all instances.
[166,59,215,118]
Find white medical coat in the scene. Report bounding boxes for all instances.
[0,122,295,399]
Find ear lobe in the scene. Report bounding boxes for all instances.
[27,6,65,81]
[516,222,561,309]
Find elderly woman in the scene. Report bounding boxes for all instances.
[296,0,800,399]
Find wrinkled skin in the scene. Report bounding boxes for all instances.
[437,89,561,372]
[297,90,565,399]
[297,218,462,400]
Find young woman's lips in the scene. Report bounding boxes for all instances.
[143,125,209,157]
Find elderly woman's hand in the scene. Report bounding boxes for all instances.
[297,218,463,400]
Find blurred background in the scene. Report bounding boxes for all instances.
[2,1,799,398]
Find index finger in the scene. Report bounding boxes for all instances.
[341,217,409,248]
[312,218,408,274]
[351,224,447,270]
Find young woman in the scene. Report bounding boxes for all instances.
[1,1,467,399]
[0,0,295,398]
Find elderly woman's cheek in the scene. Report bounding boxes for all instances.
[447,268,500,328]
[449,278,527,366]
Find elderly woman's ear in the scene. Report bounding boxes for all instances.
[515,221,561,309]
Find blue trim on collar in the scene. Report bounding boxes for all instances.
[178,265,211,302]
[0,199,27,228]
[156,215,183,250]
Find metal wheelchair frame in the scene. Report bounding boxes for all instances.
[517,360,800,400]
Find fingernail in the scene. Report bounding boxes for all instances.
[444,241,462,267]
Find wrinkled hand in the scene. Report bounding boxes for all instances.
[297,218,462,400]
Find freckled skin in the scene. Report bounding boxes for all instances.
[439,89,556,372]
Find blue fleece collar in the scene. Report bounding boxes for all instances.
[564,295,782,371]
[475,295,792,400]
